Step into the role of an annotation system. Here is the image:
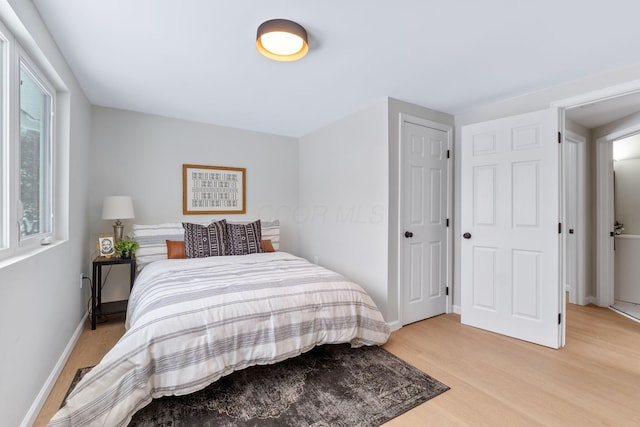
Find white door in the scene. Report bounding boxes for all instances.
[461,109,563,349]
[596,138,615,307]
[401,116,451,325]
[563,132,587,305]
[564,139,578,301]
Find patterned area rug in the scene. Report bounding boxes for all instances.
[63,344,449,426]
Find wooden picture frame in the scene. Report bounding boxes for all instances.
[98,236,115,257]
[182,164,246,214]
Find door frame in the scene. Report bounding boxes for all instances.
[563,131,587,305]
[552,81,640,307]
[596,125,640,307]
[398,113,453,323]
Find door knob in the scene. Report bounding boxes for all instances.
[569,229,574,234]
[463,232,472,239]
[404,231,413,238]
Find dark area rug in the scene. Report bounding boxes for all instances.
[64,344,449,426]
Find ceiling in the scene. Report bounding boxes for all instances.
[565,91,640,129]
[32,0,640,137]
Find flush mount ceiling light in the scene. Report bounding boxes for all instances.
[256,19,308,62]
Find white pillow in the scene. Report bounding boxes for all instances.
[129,222,186,271]
[260,219,280,250]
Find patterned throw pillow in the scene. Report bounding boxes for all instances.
[226,220,262,255]
[183,220,227,258]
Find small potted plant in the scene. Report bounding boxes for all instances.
[114,239,139,259]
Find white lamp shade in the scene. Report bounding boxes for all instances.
[102,196,135,220]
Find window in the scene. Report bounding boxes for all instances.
[0,25,59,261]
[19,61,53,241]
[0,27,7,251]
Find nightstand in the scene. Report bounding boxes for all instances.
[91,256,136,330]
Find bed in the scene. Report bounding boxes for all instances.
[48,249,390,426]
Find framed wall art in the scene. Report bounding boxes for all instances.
[182,164,246,214]
[98,236,115,257]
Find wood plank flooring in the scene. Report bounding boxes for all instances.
[34,305,640,426]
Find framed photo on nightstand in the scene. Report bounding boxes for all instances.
[98,236,115,257]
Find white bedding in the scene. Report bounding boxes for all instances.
[48,252,390,426]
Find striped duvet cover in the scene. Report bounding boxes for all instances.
[48,252,390,426]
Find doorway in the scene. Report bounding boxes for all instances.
[608,134,640,320]
[562,89,640,314]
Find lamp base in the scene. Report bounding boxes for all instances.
[113,224,124,243]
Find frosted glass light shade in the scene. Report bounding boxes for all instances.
[256,19,308,62]
[102,196,135,220]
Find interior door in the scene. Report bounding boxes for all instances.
[461,108,563,349]
[564,139,578,302]
[596,139,615,307]
[564,132,587,305]
[401,116,450,325]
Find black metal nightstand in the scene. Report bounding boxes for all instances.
[91,256,136,330]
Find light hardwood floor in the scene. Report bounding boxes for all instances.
[35,304,640,426]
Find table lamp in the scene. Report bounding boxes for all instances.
[102,196,135,243]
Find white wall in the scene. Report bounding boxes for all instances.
[90,107,299,301]
[0,2,92,426]
[298,97,454,325]
[298,99,389,318]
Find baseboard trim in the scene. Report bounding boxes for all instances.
[21,311,87,427]
[387,320,402,332]
[452,304,461,315]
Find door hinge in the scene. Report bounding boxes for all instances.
[446,149,450,159]
[446,286,449,296]
[558,223,562,234]
[558,131,562,144]
[446,218,450,227]
[558,313,562,325]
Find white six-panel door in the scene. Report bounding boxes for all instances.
[563,132,587,306]
[401,116,450,325]
[564,139,578,302]
[461,109,563,349]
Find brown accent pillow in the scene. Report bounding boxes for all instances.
[166,240,186,259]
[261,239,275,253]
